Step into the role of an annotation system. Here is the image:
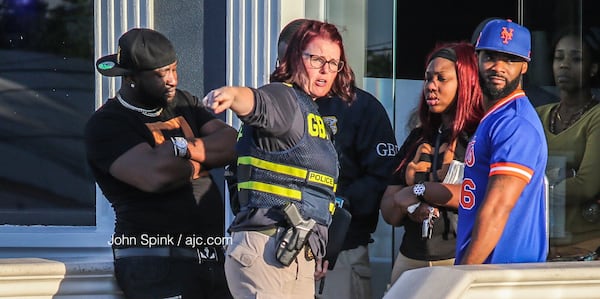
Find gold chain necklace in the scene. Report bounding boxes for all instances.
[550,96,598,134]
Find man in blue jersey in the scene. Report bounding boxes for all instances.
[456,19,548,264]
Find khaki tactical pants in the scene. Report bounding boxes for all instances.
[225,231,315,299]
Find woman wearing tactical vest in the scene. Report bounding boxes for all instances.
[203,20,354,298]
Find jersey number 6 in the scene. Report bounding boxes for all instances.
[460,178,476,210]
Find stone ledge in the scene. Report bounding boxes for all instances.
[385,261,600,299]
[0,257,124,298]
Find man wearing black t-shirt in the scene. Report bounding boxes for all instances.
[85,28,236,299]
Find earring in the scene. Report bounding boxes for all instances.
[130,82,135,88]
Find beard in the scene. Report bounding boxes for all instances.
[156,95,170,109]
[479,72,521,101]
[137,88,170,109]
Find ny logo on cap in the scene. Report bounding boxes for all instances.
[500,27,514,44]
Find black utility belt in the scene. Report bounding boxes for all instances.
[113,246,221,263]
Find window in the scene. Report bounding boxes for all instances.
[394,0,516,80]
[366,0,394,79]
[0,0,95,226]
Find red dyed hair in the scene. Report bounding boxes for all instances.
[397,42,484,173]
[418,41,484,141]
[270,20,355,103]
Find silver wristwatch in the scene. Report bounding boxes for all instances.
[413,182,426,202]
[171,137,188,158]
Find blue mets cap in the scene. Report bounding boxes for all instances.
[475,19,531,61]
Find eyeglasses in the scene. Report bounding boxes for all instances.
[303,52,344,73]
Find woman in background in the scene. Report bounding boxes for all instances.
[537,27,600,261]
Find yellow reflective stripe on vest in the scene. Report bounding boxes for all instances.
[238,156,336,189]
[238,156,307,179]
[238,181,335,215]
[238,181,302,200]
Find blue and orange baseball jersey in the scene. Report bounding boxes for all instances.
[456,90,548,264]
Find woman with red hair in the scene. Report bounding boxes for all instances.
[205,20,353,298]
[381,41,484,285]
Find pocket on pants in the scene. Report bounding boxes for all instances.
[114,257,181,298]
[227,243,259,267]
[352,263,372,280]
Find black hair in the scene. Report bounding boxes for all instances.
[552,26,600,87]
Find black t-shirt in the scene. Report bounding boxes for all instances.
[85,90,224,244]
[391,126,468,260]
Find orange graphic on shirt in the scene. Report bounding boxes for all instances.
[405,139,457,185]
[145,116,195,144]
[144,116,206,179]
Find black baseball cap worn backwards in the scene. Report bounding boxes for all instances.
[96,28,177,77]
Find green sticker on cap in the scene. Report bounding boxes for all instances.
[98,61,116,70]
